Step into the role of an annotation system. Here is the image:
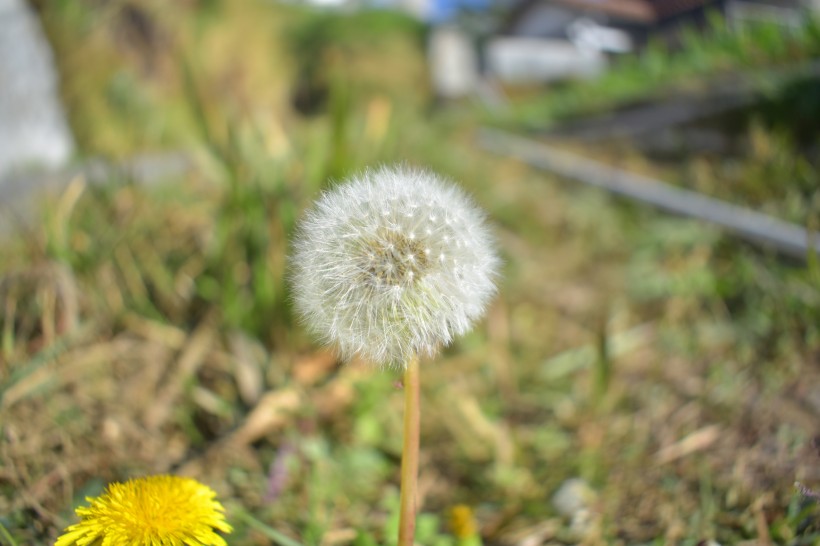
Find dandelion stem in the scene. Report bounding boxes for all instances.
[398,355,421,546]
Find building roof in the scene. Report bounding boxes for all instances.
[514,0,719,24]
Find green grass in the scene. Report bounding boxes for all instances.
[1,2,820,545]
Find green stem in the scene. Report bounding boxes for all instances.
[398,356,420,546]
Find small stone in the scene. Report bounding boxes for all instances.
[552,478,599,540]
[552,478,595,518]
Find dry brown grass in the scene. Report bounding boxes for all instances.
[2,2,819,545]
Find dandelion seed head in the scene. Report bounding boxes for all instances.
[291,165,499,367]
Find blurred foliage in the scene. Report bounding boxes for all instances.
[674,122,820,227]
[1,1,820,545]
[491,13,820,129]
[284,8,425,115]
[34,0,428,158]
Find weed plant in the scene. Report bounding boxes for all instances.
[1,2,819,545]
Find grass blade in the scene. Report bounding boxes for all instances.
[232,506,305,546]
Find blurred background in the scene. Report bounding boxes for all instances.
[1,0,819,544]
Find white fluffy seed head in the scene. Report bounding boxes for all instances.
[290,165,500,368]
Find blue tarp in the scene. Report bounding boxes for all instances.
[428,0,491,23]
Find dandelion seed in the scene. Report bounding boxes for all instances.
[55,475,232,546]
[291,165,499,367]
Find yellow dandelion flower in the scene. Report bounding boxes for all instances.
[55,475,232,546]
[449,504,477,540]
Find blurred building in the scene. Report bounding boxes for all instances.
[429,0,817,96]
[501,0,815,48]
